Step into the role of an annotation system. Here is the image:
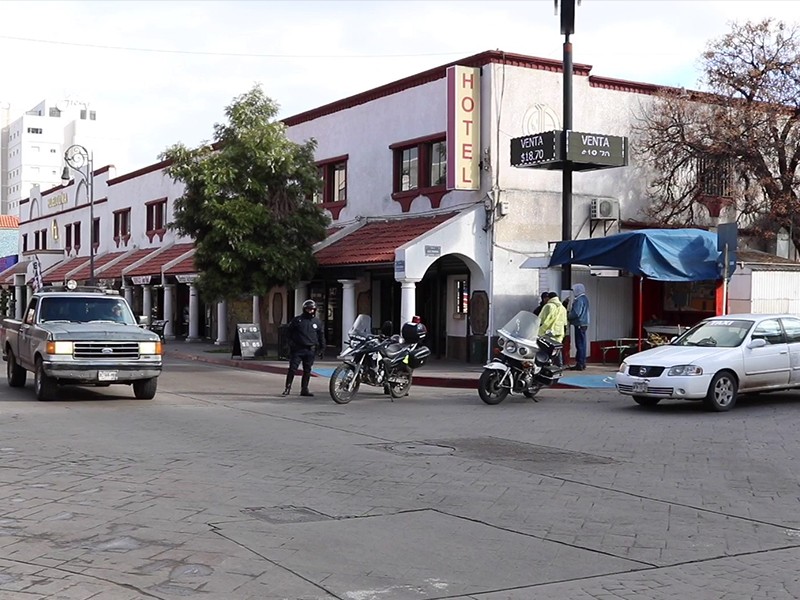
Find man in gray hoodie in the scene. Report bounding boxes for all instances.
[567,283,590,370]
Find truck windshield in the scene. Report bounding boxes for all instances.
[39,297,136,325]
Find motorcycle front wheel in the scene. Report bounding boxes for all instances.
[387,365,413,399]
[478,369,509,405]
[329,364,361,404]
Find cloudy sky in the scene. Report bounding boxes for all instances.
[1,0,798,173]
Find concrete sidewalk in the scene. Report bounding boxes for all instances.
[164,340,620,389]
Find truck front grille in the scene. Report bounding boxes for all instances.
[73,342,140,359]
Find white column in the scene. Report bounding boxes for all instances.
[13,274,25,320]
[122,281,133,305]
[215,300,228,345]
[142,285,152,324]
[399,278,420,326]
[338,279,358,352]
[294,281,309,316]
[163,283,175,339]
[252,295,260,325]
[187,283,200,341]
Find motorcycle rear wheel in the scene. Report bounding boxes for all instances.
[388,365,412,399]
[478,369,509,405]
[329,364,360,404]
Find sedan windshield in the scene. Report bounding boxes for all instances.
[672,319,753,348]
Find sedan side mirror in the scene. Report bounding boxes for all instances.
[747,338,767,349]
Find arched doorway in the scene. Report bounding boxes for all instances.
[416,255,472,360]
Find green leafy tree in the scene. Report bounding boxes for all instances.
[162,85,328,301]
[634,19,800,249]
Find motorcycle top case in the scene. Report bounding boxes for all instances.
[406,345,431,368]
[402,322,428,342]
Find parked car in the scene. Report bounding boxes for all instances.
[615,313,800,411]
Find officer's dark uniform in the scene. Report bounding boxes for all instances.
[282,300,325,396]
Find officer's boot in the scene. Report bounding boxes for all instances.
[300,373,313,397]
[282,372,294,396]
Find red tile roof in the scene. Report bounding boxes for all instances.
[125,243,195,277]
[315,213,457,266]
[163,248,197,275]
[101,248,160,279]
[69,251,128,282]
[42,256,88,284]
[0,215,19,229]
[0,260,27,285]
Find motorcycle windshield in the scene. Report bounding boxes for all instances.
[498,310,540,347]
[349,314,373,338]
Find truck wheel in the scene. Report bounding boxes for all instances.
[34,358,58,401]
[133,378,158,400]
[6,349,27,388]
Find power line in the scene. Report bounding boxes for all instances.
[0,34,467,59]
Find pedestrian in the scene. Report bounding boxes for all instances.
[567,283,590,370]
[538,292,568,366]
[532,291,549,316]
[282,299,326,397]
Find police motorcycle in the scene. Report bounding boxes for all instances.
[329,315,431,404]
[478,310,563,405]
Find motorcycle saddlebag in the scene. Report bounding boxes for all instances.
[536,366,562,386]
[407,346,431,369]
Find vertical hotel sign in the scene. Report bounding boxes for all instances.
[446,65,481,190]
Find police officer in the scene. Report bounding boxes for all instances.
[282,299,326,397]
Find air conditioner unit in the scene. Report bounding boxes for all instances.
[590,198,619,220]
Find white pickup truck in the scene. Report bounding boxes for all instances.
[1,283,163,401]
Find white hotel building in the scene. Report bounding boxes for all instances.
[3,51,792,363]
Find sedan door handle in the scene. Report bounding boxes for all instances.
[780,350,789,354]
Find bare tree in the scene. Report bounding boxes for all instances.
[634,19,800,250]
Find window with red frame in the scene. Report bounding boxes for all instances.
[146,199,168,240]
[392,135,447,193]
[311,156,348,219]
[92,217,100,248]
[313,158,347,204]
[64,224,72,254]
[114,209,131,246]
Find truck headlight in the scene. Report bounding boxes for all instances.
[618,362,628,374]
[139,341,162,355]
[667,365,703,376]
[46,341,74,355]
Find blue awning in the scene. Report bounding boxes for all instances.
[548,229,727,281]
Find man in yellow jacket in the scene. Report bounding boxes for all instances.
[538,292,568,367]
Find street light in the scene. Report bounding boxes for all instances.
[61,144,95,286]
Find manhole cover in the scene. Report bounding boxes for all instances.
[241,505,332,524]
[365,442,455,457]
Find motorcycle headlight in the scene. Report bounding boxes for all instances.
[667,365,703,376]
[505,341,517,353]
[518,346,529,357]
[497,337,506,349]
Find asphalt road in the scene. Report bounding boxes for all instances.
[0,356,799,599]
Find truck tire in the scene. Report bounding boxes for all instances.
[34,358,58,401]
[6,349,27,388]
[132,377,158,400]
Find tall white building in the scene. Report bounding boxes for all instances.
[1,99,118,217]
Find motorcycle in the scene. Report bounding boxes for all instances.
[478,310,563,405]
[329,315,431,404]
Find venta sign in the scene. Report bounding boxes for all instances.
[510,130,628,172]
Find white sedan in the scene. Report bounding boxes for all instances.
[615,314,800,411]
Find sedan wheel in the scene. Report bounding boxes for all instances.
[704,371,737,412]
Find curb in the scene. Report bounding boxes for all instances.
[165,349,606,390]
